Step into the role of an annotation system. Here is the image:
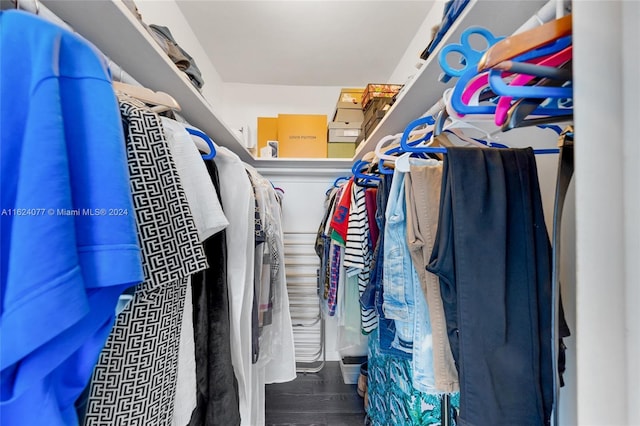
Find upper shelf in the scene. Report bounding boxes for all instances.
[41,0,547,169]
[354,0,547,160]
[42,0,254,164]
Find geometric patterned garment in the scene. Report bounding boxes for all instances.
[83,97,208,426]
[367,328,460,426]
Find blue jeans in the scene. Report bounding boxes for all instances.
[428,148,554,426]
[382,169,416,353]
[362,174,411,360]
[385,169,437,392]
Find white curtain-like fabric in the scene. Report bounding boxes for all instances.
[214,147,256,426]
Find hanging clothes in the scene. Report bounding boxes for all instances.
[247,172,264,365]
[428,147,554,426]
[83,96,208,426]
[0,11,143,426]
[214,147,256,426]
[188,159,241,426]
[159,117,231,426]
[161,118,229,242]
[244,167,297,386]
[405,161,459,393]
[368,174,412,360]
[344,184,377,334]
[367,328,461,426]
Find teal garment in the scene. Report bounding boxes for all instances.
[367,328,460,425]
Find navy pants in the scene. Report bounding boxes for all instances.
[428,148,553,426]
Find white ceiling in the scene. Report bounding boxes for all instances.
[176,1,435,86]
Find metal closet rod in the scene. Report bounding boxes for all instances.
[11,0,140,86]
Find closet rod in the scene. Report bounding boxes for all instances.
[513,0,558,35]
[10,0,141,87]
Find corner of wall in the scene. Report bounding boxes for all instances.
[134,0,224,107]
[387,0,446,85]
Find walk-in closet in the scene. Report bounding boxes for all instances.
[1,0,638,425]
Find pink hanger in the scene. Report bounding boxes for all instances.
[493,46,572,126]
[458,51,561,115]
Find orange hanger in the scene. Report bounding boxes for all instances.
[477,14,572,72]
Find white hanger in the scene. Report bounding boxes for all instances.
[112,81,181,113]
[373,126,432,164]
[430,88,503,146]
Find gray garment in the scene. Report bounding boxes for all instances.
[147,24,204,90]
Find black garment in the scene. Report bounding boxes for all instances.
[189,160,241,426]
[428,148,555,426]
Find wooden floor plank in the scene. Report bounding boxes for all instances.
[266,361,366,425]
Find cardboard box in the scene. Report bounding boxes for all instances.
[336,87,365,110]
[333,108,364,123]
[328,142,357,159]
[257,117,278,156]
[362,83,403,110]
[364,98,392,125]
[363,110,386,139]
[277,114,327,158]
[328,122,361,143]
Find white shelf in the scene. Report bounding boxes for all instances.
[354,0,548,161]
[41,0,547,168]
[254,157,352,172]
[42,0,254,164]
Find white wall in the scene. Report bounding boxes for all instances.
[387,0,446,85]
[221,83,346,150]
[134,0,224,106]
[573,1,640,425]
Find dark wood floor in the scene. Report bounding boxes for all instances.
[265,361,366,426]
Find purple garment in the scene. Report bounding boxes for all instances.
[328,245,341,316]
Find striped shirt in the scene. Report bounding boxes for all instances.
[344,184,377,333]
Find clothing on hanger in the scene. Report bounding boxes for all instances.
[83,96,209,426]
[428,147,556,425]
[188,159,241,426]
[0,11,144,426]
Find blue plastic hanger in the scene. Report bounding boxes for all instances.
[352,159,380,187]
[488,68,573,99]
[438,27,504,83]
[377,140,429,175]
[332,176,349,187]
[398,115,436,153]
[396,145,560,156]
[449,36,572,116]
[326,176,350,194]
[185,127,216,160]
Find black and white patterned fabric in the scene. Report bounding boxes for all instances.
[83,97,208,426]
[344,184,377,333]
